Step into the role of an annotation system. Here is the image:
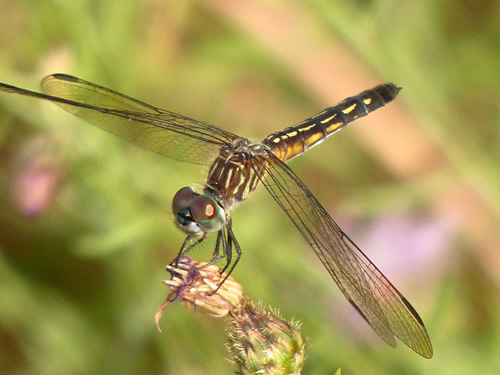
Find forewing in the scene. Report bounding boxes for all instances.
[3,74,239,165]
[252,150,433,358]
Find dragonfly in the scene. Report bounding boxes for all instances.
[0,74,432,358]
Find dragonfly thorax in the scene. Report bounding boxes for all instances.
[205,142,266,209]
[172,186,226,238]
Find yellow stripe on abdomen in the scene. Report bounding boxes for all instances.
[263,83,401,163]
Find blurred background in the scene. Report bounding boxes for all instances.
[0,0,498,374]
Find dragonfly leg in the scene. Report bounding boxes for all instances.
[205,219,234,272]
[195,229,227,272]
[225,221,241,275]
[219,225,233,274]
[174,236,205,267]
[207,221,242,295]
[210,230,224,260]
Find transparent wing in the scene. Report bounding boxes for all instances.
[252,150,433,358]
[1,74,239,165]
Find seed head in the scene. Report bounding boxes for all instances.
[155,257,244,330]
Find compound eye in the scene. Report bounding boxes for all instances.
[190,196,217,221]
[190,195,225,233]
[172,187,195,214]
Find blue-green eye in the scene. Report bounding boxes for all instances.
[172,186,195,215]
[172,187,225,235]
[190,195,225,233]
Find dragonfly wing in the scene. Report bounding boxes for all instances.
[252,150,433,358]
[39,74,239,165]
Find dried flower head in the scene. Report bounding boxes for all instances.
[155,257,244,331]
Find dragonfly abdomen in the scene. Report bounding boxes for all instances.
[263,83,401,162]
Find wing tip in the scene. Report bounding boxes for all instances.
[48,73,79,82]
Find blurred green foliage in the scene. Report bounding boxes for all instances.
[0,0,498,374]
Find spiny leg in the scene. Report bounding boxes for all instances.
[208,221,242,295]
[194,227,229,274]
[219,224,234,274]
[174,236,205,267]
[205,219,234,273]
[204,229,227,266]
[173,221,242,294]
[212,231,222,259]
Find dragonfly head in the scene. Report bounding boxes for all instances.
[172,186,225,238]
